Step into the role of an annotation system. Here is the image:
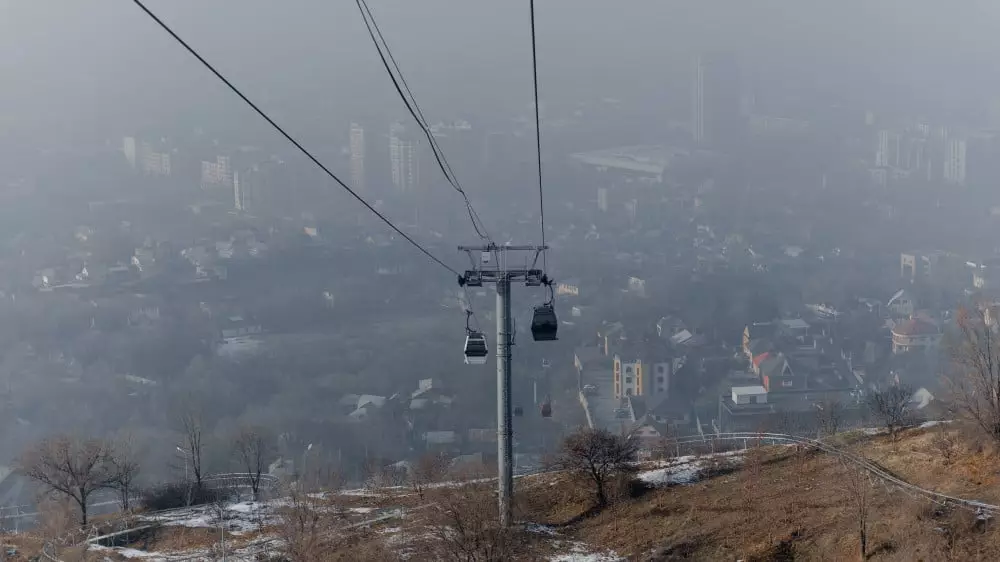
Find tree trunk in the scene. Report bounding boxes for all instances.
[596,480,606,507]
[80,498,88,527]
[859,523,866,560]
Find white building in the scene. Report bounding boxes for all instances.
[233,171,245,211]
[944,138,967,185]
[122,136,137,169]
[876,130,901,168]
[731,385,767,405]
[136,141,171,176]
[389,122,419,192]
[350,123,365,191]
[201,156,233,190]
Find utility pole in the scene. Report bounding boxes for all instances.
[458,243,549,527]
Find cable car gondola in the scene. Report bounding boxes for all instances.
[540,396,552,418]
[514,406,524,417]
[463,310,488,365]
[465,332,488,364]
[531,279,558,342]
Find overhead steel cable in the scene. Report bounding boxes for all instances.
[529,0,547,270]
[131,0,461,279]
[355,0,492,243]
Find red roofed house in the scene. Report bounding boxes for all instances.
[891,317,942,354]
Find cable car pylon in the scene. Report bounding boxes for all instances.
[457,243,554,527]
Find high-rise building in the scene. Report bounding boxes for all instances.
[597,187,608,212]
[944,139,967,185]
[349,123,365,191]
[138,141,171,176]
[122,137,137,169]
[233,171,245,211]
[692,53,741,146]
[876,130,901,168]
[389,122,419,192]
[201,156,233,189]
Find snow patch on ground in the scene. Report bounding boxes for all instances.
[549,541,624,562]
[141,500,277,534]
[637,452,744,487]
[919,420,952,429]
[525,523,559,536]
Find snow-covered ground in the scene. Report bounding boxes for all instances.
[549,545,625,562]
[142,500,275,534]
[85,498,398,561]
[525,524,623,561]
[637,450,744,488]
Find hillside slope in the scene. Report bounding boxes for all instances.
[6,424,1000,561]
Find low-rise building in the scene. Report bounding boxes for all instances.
[891,317,942,354]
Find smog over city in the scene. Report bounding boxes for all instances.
[4,1,1000,559]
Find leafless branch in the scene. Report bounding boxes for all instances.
[19,436,115,527]
[552,427,638,508]
[948,308,1000,442]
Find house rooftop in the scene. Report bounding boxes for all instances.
[732,385,767,394]
[892,317,941,337]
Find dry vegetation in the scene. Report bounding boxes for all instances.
[415,423,1000,561]
[14,424,1000,561]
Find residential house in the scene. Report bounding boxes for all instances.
[556,278,581,297]
[627,276,647,297]
[779,318,810,338]
[891,316,942,354]
[656,315,687,340]
[887,289,916,318]
[423,430,459,453]
[597,321,627,356]
[220,315,263,339]
[612,340,674,400]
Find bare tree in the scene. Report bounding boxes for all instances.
[816,399,845,438]
[19,436,114,527]
[553,427,637,508]
[108,434,140,512]
[655,425,679,460]
[408,452,450,500]
[867,384,914,441]
[178,409,205,494]
[232,426,269,501]
[840,456,874,561]
[949,309,1000,443]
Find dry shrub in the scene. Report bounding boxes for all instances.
[408,452,450,500]
[423,481,523,562]
[275,484,350,562]
[35,496,78,544]
[931,426,959,465]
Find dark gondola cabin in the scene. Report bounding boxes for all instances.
[464,331,488,365]
[531,304,558,341]
[514,406,523,417]
[540,399,552,418]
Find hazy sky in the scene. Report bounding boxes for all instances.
[3,0,1000,144]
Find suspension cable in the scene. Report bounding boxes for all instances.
[355,0,492,243]
[529,0,547,270]
[130,0,461,278]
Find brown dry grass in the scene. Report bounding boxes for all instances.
[510,426,1000,561]
[76,426,1000,561]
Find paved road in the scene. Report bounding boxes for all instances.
[579,368,623,431]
